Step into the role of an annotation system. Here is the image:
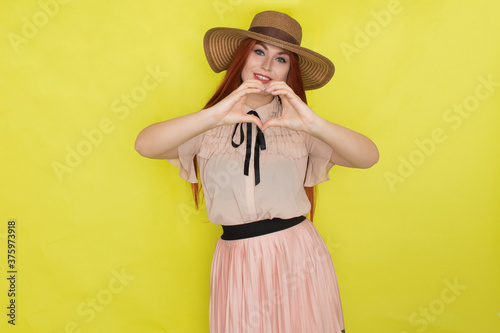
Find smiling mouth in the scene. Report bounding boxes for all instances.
[254,73,272,82]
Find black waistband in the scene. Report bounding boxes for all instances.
[221,216,306,240]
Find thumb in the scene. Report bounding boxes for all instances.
[261,118,282,131]
[240,114,263,129]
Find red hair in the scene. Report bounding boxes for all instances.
[191,38,317,221]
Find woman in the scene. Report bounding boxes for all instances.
[136,10,378,333]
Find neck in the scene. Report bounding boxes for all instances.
[245,93,274,110]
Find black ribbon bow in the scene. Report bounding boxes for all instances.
[231,110,267,185]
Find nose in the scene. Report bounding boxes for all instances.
[260,57,273,72]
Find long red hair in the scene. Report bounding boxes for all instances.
[191,38,318,221]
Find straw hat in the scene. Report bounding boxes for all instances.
[203,11,335,90]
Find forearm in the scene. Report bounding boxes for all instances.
[135,108,217,159]
[309,116,379,168]
[135,81,270,159]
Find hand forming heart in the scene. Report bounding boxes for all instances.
[207,79,321,135]
[261,81,320,134]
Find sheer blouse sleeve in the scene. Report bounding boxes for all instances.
[303,133,335,187]
[166,132,204,183]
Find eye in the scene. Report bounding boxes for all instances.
[277,57,287,63]
[254,48,264,56]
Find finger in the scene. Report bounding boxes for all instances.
[238,80,265,91]
[280,95,292,109]
[266,83,293,92]
[269,89,303,107]
[234,86,264,97]
[267,81,289,88]
[231,86,266,103]
[240,114,264,129]
[266,84,294,95]
[266,81,292,91]
[243,79,267,86]
[268,88,295,100]
[261,118,283,131]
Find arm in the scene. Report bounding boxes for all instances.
[135,80,267,159]
[263,82,379,169]
[135,109,216,159]
[307,118,379,168]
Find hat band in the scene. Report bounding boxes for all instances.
[249,26,300,45]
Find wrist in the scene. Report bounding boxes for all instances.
[199,106,222,129]
[305,114,328,138]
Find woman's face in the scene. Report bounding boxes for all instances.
[241,42,291,86]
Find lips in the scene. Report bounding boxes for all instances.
[254,73,272,83]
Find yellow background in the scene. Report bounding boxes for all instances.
[1,0,499,332]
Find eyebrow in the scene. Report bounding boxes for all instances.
[256,42,290,56]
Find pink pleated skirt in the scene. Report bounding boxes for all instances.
[209,218,345,333]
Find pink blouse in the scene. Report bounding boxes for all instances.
[168,97,335,225]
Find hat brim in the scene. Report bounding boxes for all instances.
[204,27,335,90]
